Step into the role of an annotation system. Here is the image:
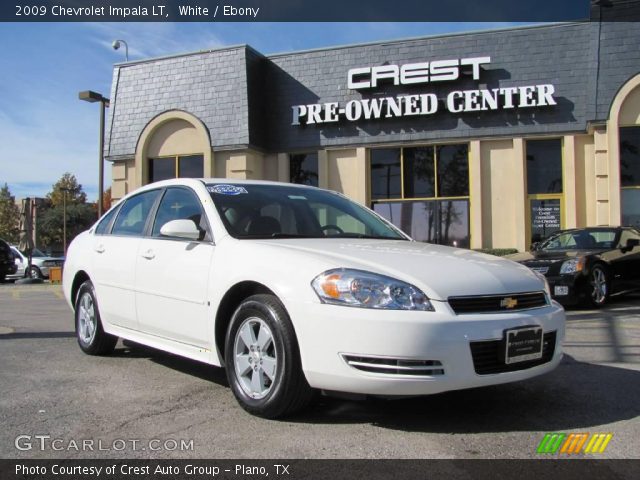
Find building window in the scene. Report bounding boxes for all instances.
[371,144,470,248]
[526,139,563,245]
[149,155,204,183]
[290,153,318,186]
[621,126,640,227]
[371,149,402,199]
[526,139,563,194]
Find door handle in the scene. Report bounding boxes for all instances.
[141,250,155,260]
[94,245,105,254]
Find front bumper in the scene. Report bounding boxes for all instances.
[546,274,585,305]
[286,298,565,396]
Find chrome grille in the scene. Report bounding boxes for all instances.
[342,355,444,376]
[448,292,548,314]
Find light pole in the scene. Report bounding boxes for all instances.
[60,187,72,256]
[78,90,110,217]
[112,39,129,61]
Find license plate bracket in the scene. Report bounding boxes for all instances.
[504,326,543,364]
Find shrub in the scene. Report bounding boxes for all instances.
[474,248,519,257]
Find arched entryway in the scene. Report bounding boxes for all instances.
[608,73,640,227]
[135,110,212,186]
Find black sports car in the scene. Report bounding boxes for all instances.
[508,227,640,307]
[0,238,17,283]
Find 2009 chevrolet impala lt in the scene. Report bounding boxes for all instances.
[63,179,565,418]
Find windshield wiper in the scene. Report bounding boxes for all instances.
[269,233,319,239]
[330,233,407,240]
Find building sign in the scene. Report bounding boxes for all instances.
[291,56,557,125]
[530,199,562,243]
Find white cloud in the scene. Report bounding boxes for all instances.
[0,23,231,203]
[0,104,100,199]
[84,23,226,60]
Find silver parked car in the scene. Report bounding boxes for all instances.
[9,246,64,280]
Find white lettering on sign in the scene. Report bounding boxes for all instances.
[292,85,556,125]
[347,57,491,89]
[291,55,557,126]
[532,205,561,229]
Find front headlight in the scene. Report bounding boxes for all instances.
[560,257,585,275]
[311,268,434,311]
[533,270,551,299]
[43,261,55,267]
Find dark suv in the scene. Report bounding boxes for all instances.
[0,238,17,283]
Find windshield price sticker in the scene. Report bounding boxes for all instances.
[208,185,248,195]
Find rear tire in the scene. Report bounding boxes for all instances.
[224,294,313,418]
[75,280,117,355]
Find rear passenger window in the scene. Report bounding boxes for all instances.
[112,190,160,237]
[95,205,120,235]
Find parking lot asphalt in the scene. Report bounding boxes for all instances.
[0,283,639,459]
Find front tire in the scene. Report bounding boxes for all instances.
[28,266,43,279]
[75,280,117,355]
[224,294,313,418]
[585,265,609,308]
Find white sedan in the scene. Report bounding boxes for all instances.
[63,179,565,418]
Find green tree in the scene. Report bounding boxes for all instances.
[38,173,96,250]
[47,172,87,207]
[0,183,20,243]
[38,203,97,250]
[102,187,112,212]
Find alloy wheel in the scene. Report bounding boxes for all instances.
[77,292,97,345]
[590,268,607,305]
[233,317,278,399]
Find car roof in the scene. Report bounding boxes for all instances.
[113,178,324,205]
[555,227,624,233]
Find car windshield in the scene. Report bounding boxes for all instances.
[539,229,617,251]
[18,248,46,257]
[30,248,46,257]
[208,183,407,240]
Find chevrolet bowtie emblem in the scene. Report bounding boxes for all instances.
[500,297,518,309]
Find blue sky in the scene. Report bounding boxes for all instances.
[0,22,530,201]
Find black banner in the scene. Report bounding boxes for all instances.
[1,0,598,22]
[2,459,640,480]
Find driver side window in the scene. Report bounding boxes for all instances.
[152,188,209,240]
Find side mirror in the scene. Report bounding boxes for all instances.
[159,219,201,241]
[623,238,640,252]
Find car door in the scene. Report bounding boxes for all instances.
[10,247,26,277]
[91,189,161,331]
[134,186,214,348]
[613,229,640,289]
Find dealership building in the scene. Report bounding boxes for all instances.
[104,21,640,251]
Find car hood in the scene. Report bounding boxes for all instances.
[252,239,544,301]
[32,256,64,264]
[508,249,599,263]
